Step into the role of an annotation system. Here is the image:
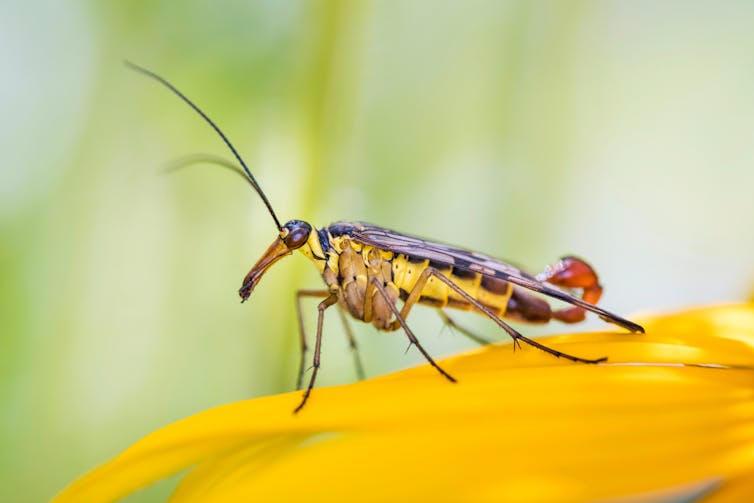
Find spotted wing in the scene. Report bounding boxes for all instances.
[333,222,643,333]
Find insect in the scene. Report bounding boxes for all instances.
[128,62,644,413]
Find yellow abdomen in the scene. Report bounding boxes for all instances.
[391,255,513,316]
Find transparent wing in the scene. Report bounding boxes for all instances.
[330,222,643,333]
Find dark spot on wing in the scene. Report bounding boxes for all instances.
[408,256,427,264]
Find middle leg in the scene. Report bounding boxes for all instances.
[336,307,366,381]
[438,311,494,346]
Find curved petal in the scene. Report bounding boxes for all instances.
[53,304,754,503]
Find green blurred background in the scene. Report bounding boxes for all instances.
[2,1,754,501]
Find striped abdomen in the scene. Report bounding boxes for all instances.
[391,254,513,316]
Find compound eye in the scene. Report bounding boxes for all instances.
[284,225,310,249]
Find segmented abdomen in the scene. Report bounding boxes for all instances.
[391,254,513,316]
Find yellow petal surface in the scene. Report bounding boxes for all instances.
[54,304,754,503]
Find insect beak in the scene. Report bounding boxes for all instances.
[239,237,292,302]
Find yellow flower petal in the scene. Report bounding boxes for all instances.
[54,304,754,503]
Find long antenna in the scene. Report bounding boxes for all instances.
[164,153,254,188]
[125,61,283,230]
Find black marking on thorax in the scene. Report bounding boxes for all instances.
[317,228,331,254]
[326,222,358,238]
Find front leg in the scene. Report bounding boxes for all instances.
[295,290,366,390]
[294,292,339,413]
[294,290,329,390]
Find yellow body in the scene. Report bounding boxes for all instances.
[299,232,514,328]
